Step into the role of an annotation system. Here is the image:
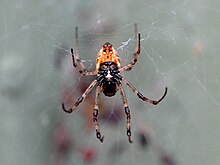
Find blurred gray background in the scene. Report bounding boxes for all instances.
[1,0,220,165]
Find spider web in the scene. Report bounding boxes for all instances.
[1,0,220,165]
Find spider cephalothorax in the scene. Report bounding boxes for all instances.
[97,61,121,97]
[62,24,168,143]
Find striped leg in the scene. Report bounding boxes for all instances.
[119,23,141,72]
[122,78,168,105]
[119,85,132,143]
[93,86,104,142]
[71,48,97,76]
[71,27,97,76]
[62,79,97,113]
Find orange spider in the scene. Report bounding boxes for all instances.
[62,24,167,143]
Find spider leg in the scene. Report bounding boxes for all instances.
[71,27,97,76]
[119,23,141,72]
[122,78,168,105]
[93,86,104,142]
[119,84,133,143]
[74,26,86,70]
[71,48,97,76]
[62,79,97,113]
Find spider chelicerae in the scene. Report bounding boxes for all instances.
[62,24,168,143]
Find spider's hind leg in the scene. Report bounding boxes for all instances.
[119,23,141,72]
[70,27,97,76]
[70,48,97,76]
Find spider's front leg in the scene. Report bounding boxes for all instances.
[119,84,133,143]
[93,86,104,142]
[122,78,168,105]
[62,79,97,113]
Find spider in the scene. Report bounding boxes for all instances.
[62,24,168,143]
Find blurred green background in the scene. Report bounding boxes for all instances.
[1,0,220,165]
